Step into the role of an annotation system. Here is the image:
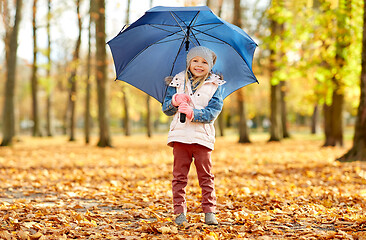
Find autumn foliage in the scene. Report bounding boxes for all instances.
[0,135,365,239]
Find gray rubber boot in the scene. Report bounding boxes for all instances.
[205,212,218,225]
[175,213,187,225]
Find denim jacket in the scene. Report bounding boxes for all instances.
[162,74,225,123]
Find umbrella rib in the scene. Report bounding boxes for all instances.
[186,32,200,47]
[148,24,185,34]
[169,12,192,53]
[122,23,187,37]
[163,11,201,101]
[170,12,188,32]
[193,22,223,28]
[125,23,185,38]
[169,36,186,76]
[161,36,187,102]
[155,37,185,44]
[163,11,201,100]
[117,10,202,88]
[147,23,185,27]
[170,10,201,29]
[187,37,199,48]
[192,23,223,35]
[192,38,224,45]
[186,12,202,47]
[151,23,223,40]
[149,25,186,39]
[189,11,200,27]
[116,31,185,79]
[189,24,223,44]
[193,28,255,71]
[170,11,201,42]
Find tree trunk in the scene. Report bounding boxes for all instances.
[280,81,290,138]
[218,0,224,17]
[323,103,332,144]
[238,90,250,143]
[145,0,153,138]
[85,0,94,144]
[46,0,53,137]
[323,0,349,147]
[268,49,282,140]
[268,2,283,142]
[125,0,131,25]
[1,0,23,146]
[323,90,344,146]
[215,0,225,137]
[146,96,152,138]
[338,0,366,161]
[206,0,212,8]
[217,107,225,137]
[311,104,319,134]
[122,87,131,136]
[313,0,321,8]
[233,0,242,28]
[269,84,283,141]
[146,0,152,140]
[233,0,250,143]
[121,0,132,137]
[46,88,53,136]
[31,0,42,137]
[95,0,112,147]
[63,95,71,135]
[278,15,289,139]
[68,0,82,142]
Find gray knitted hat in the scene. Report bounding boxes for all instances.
[186,46,217,71]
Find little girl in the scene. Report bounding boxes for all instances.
[162,46,225,225]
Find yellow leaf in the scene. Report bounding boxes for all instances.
[206,232,219,240]
[257,214,272,221]
[205,236,215,240]
[29,232,43,240]
[17,230,29,240]
[159,226,171,234]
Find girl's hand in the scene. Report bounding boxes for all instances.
[172,93,191,107]
[178,102,194,120]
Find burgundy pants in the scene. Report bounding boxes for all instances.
[172,142,216,214]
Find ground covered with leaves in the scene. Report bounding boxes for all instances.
[0,134,365,239]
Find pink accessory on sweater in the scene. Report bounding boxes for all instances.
[178,102,194,120]
[172,93,191,107]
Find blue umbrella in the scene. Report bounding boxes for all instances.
[107,6,258,103]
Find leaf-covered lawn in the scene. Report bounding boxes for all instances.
[0,135,365,239]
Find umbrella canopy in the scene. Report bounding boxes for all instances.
[107,6,258,103]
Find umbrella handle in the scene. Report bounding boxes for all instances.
[180,113,186,123]
[181,34,190,124]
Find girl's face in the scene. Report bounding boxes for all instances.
[189,56,210,78]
